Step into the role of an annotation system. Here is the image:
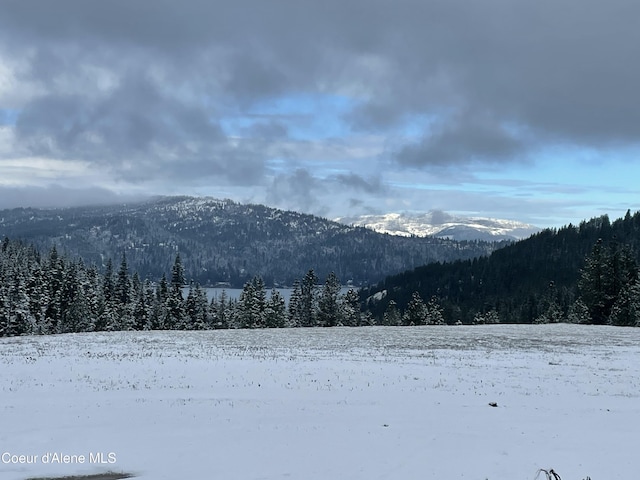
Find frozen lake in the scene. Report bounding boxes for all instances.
[2,324,639,479]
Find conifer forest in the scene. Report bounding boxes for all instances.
[3,209,640,337]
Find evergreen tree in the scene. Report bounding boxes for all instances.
[26,263,50,334]
[1,268,31,336]
[265,289,286,328]
[300,269,318,327]
[341,288,362,327]
[171,253,185,291]
[210,290,230,329]
[150,274,170,329]
[383,299,402,326]
[424,296,445,325]
[116,253,132,306]
[59,260,92,333]
[185,283,209,330]
[403,292,427,325]
[167,254,186,329]
[317,272,341,327]
[44,246,65,330]
[609,279,640,326]
[236,276,267,328]
[567,298,591,324]
[287,279,303,327]
[473,309,500,325]
[579,239,639,324]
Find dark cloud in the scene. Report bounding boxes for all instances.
[0,185,148,210]
[396,110,527,167]
[334,173,386,194]
[5,1,640,150]
[2,0,640,220]
[266,168,322,214]
[428,210,453,226]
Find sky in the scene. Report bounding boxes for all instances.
[1,0,640,228]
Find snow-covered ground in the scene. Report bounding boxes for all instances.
[1,324,639,480]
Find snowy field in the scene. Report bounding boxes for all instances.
[1,325,640,480]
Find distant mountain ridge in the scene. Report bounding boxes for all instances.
[0,196,507,287]
[335,211,540,241]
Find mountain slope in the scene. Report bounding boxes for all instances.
[0,196,506,287]
[335,211,540,241]
[361,211,640,324]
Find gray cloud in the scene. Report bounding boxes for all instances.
[265,168,326,215]
[1,0,640,223]
[4,1,640,155]
[0,185,148,210]
[334,173,386,194]
[396,110,528,167]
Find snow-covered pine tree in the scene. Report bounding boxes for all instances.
[403,292,427,326]
[286,279,303,327]
[318,272,341,327]
[566,298,591,324]
[609,278,640,326]
[300,269,318,327]
[167,254,186,329]
[265,288,286,328]
[185,283,209,329]
[424,296,445,325]
[341,288,362,327]
[382,299,402,326]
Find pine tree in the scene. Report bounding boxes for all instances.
[171,253,185,291]
[579,239,639,324]
[383,299,402,326]
[116,253,132,306]
[287,280,303,327]
[210,290,230,329]
[167,254,186,329]
[403,292,428,325]
[265,289,286,328]
[114,254,135,330]
[425,296,445,325]
[567,298,591,324]
[2,268,32,335]
[300,269,318,327]
[609,279,640,326]
[185,283,209,329]
[317,272,341,327]
[44,246,65,331]
[236,276,267,328]
[341,288,362,327]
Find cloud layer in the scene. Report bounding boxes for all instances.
[1,1,639,223]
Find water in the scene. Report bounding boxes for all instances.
[184,286,355,304]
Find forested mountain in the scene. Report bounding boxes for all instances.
[0,196,503,287]
[362,210,640,326]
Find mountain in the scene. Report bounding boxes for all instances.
[335,210,540,241]
[361,210,640,325]
[0,196,507,287]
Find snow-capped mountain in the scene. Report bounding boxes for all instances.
[335,210,541,242]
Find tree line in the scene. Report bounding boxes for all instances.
[0,237,370,337]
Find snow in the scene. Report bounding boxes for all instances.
[335,211,541,240]
[1,324,639,480]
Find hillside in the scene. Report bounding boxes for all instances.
[362,210,640,325]
[0,196,504,287]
